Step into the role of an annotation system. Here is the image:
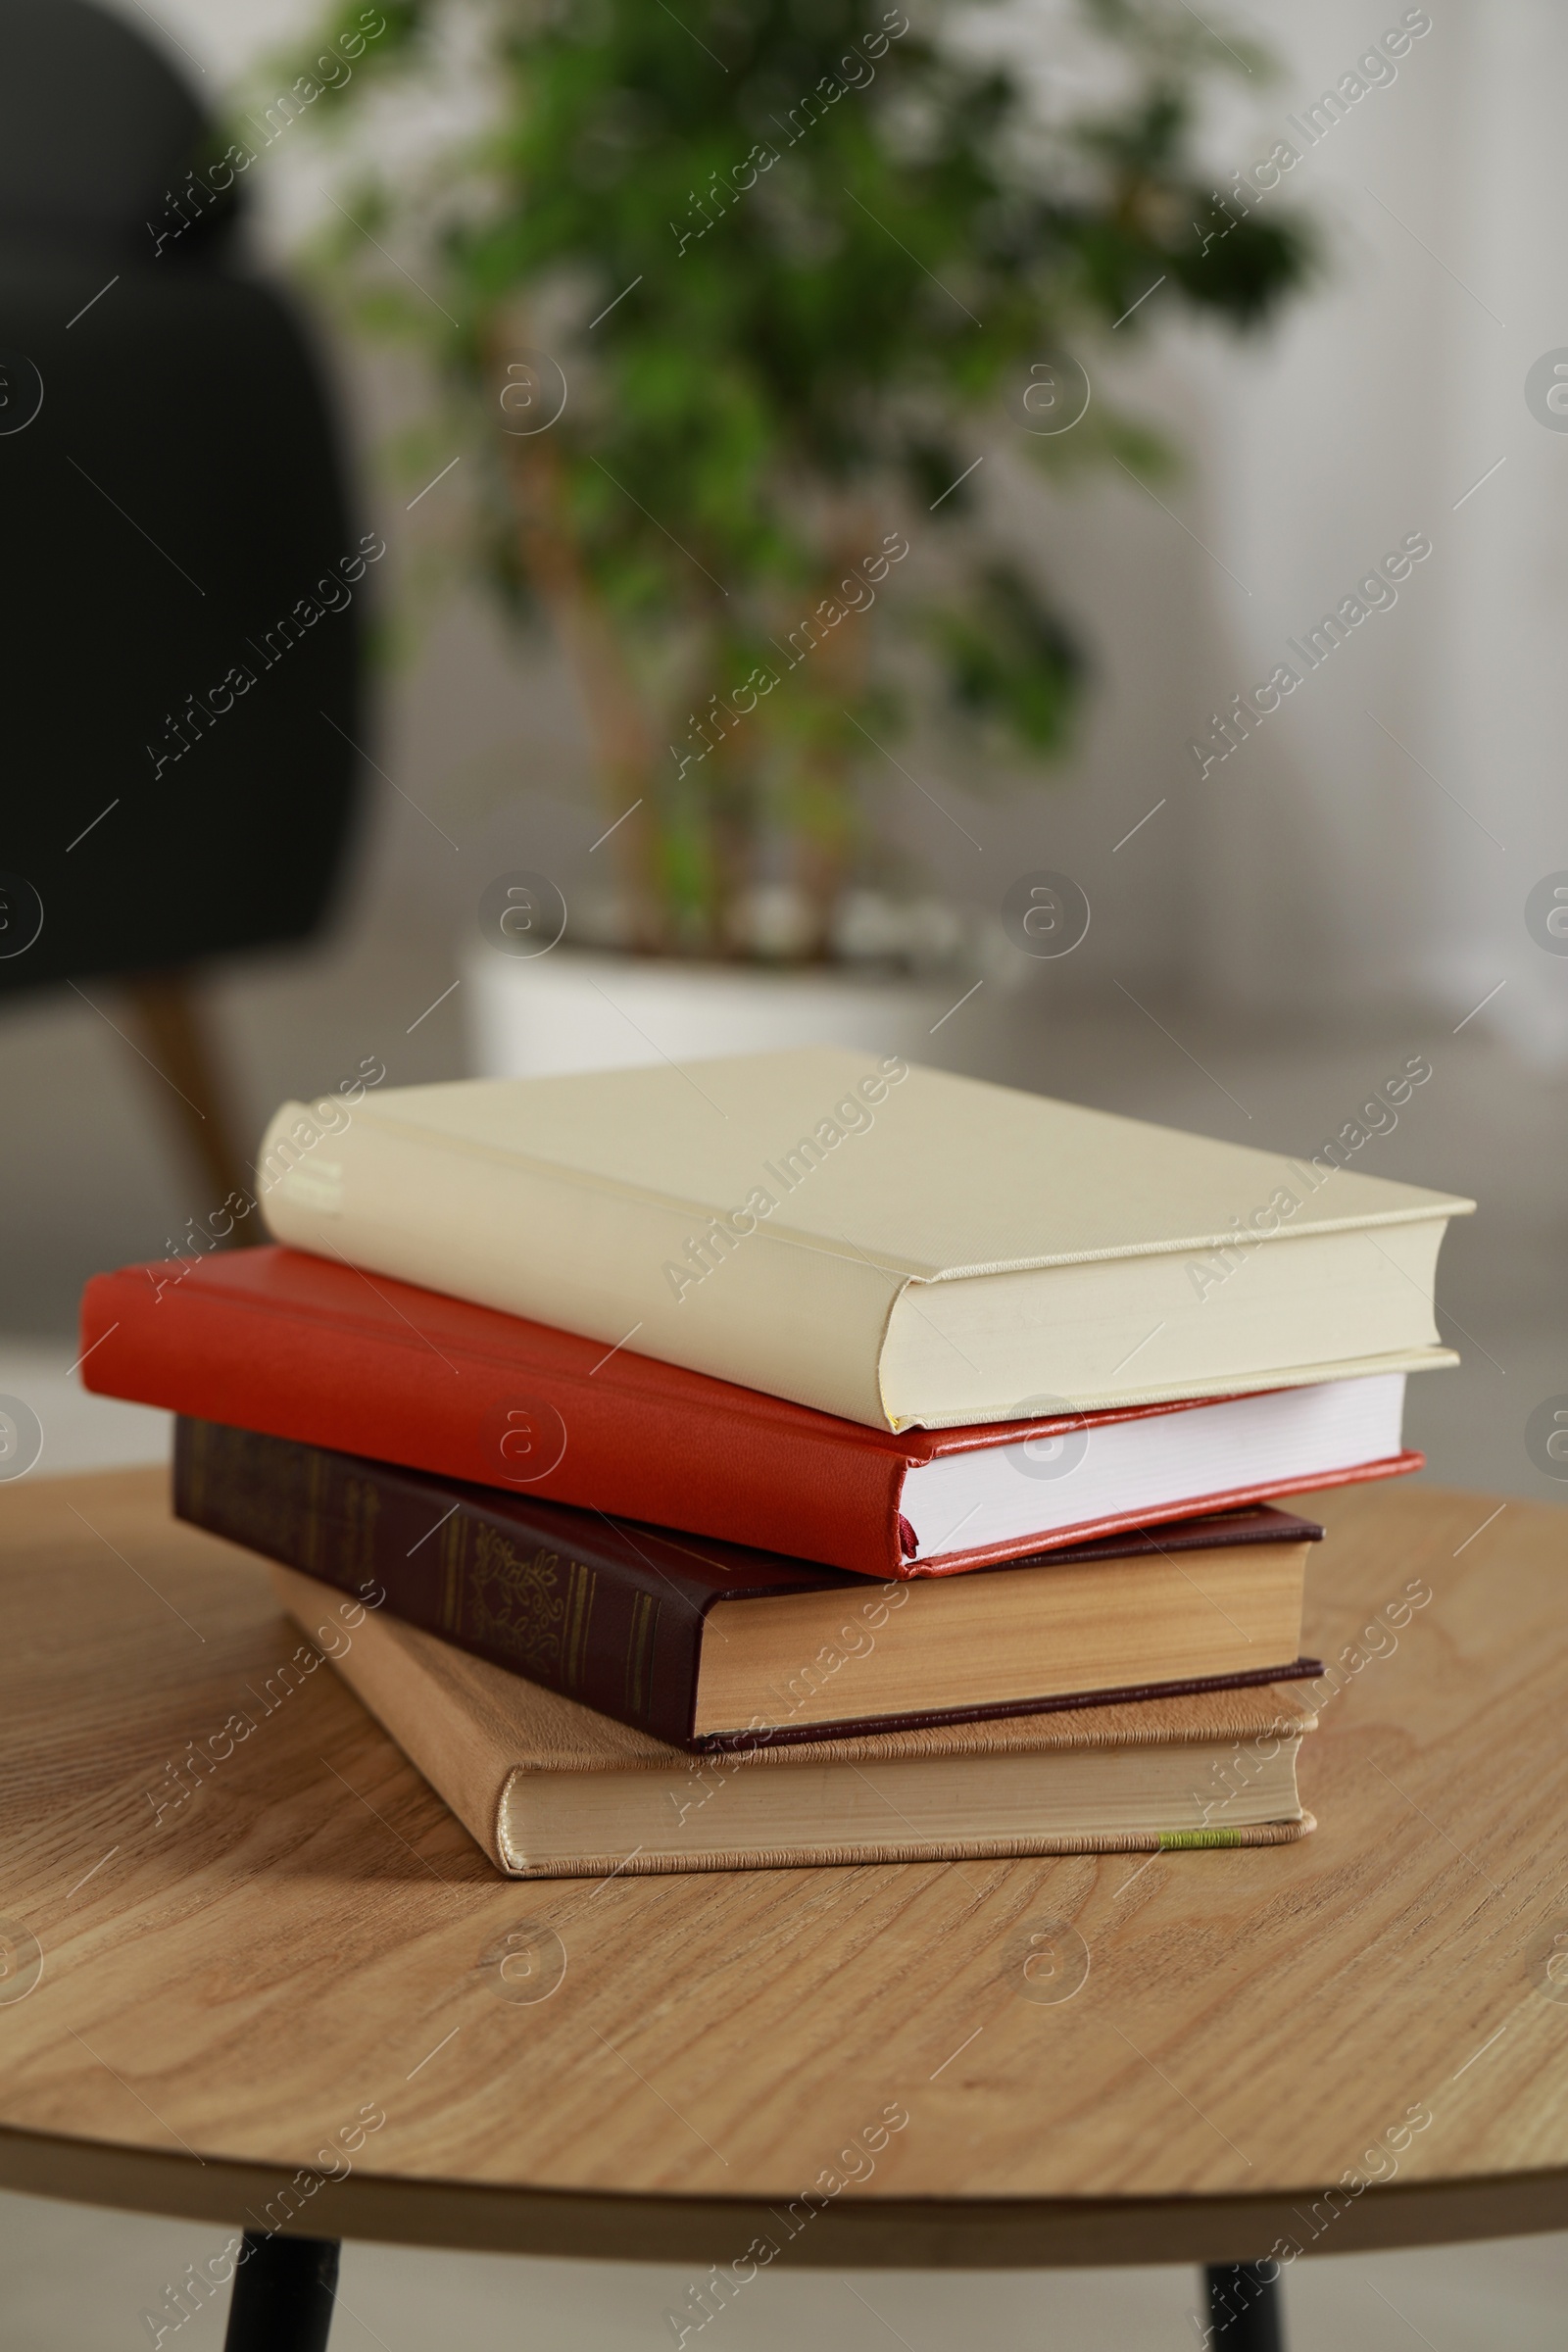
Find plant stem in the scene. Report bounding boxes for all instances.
[490,344,665,951]
[792,514,877,953]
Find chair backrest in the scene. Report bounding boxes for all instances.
[0,0,231,257]
[0,0,363,998]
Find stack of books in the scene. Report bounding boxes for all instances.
[82,1048,1471,1878]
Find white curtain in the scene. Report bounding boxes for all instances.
[1172,0,1566,1054]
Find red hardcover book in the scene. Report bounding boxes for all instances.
[81,1246,1421,1579]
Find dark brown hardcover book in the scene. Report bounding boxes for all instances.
[174,1417,1323,1752]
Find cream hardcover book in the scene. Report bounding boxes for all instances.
[258,1048,1472,1431]
[273,1564,1318,1877]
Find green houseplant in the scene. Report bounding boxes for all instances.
[265,0,1310,968]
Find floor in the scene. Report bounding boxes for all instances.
[0,2190,1565,2351]
[2,922,1565,2346]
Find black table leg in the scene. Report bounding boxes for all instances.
[1203,2261,1285,2351]
[223,2232,341,2352]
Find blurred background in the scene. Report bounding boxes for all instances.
[1,0,1564,2342]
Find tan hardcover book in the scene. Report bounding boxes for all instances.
[274,1563,1319,1878]
[258,1048,1471,1431]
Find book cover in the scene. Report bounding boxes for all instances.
[177,1417,1324,1751]
[84,1246,1421,1578]
[253,1048,1471,1428]
[273,1558,1320,1878]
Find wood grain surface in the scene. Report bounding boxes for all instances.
[0,1466,1565,2267]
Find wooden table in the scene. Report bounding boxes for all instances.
[1,1470,1565,2349]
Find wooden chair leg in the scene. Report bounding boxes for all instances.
[120,969,259,1236]
[223,2231,339,2352]
[1203,2261,1286,2349]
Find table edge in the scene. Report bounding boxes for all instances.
[2,2127,1564,2268]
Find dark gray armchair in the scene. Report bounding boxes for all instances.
[0,0,364,1208]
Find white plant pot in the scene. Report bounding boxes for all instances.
[464,944,963,1080]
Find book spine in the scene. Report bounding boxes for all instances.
[174,1419,705,1745]
[255,1098,904,1429]
[80,1262,909,1579]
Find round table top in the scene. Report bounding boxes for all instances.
[1,1466,1565,2269]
